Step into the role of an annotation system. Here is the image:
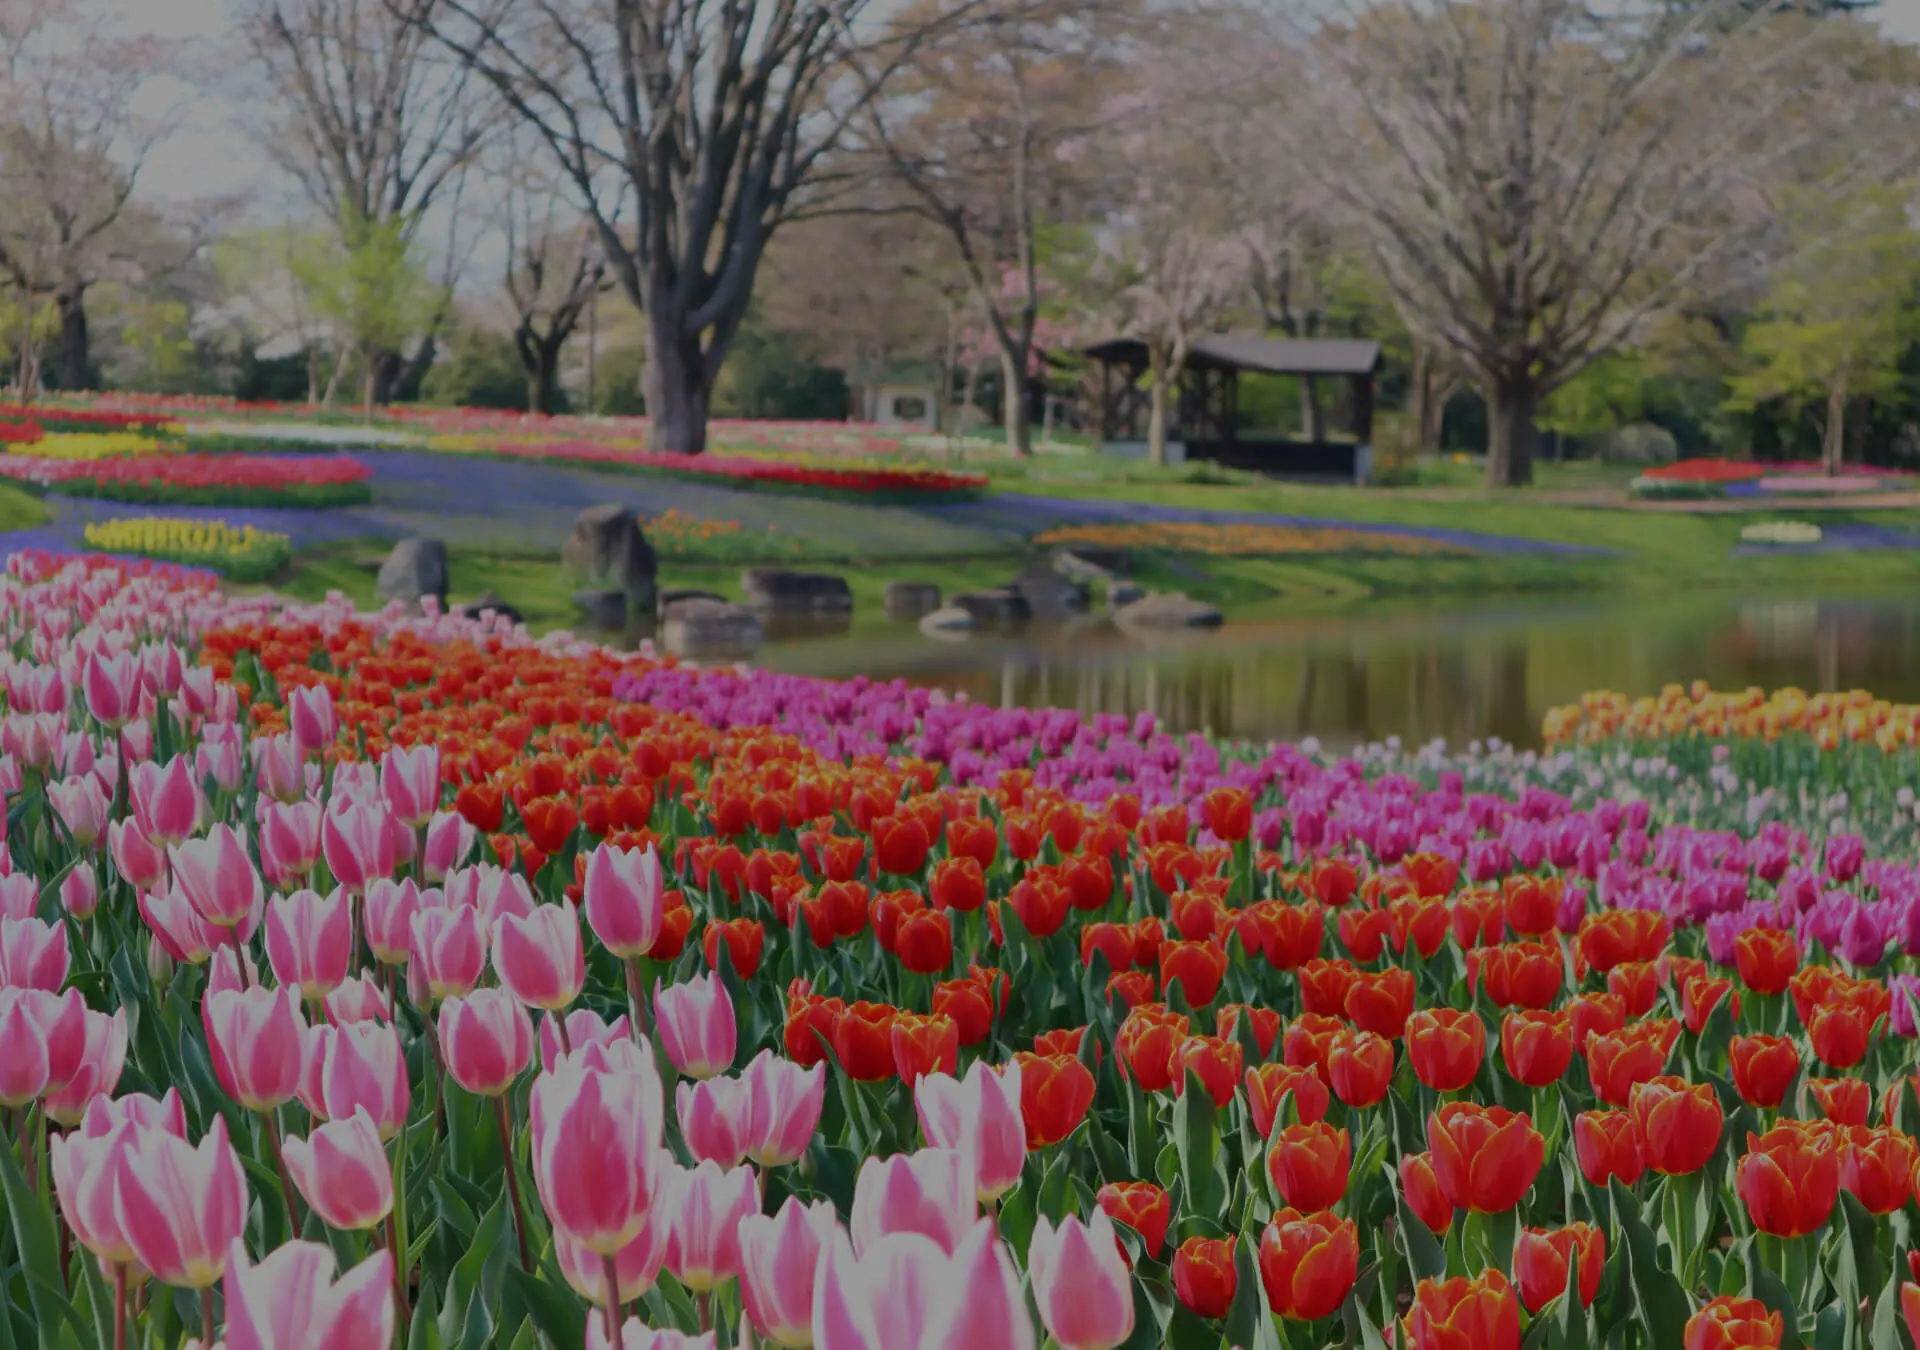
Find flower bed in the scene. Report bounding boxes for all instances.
[1035,521,1468,557]
[1641,460,1767,483]
[0,451,373,507]
[82,516,293,581]
[1738,520,1823,545]
[6,431,174,460]
[7,553,1920,1347]
[0,400,176,434]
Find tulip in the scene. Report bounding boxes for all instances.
[1685,1296,1784,1350]
[0,914,69,988]
[43,1007,128,1126]
[1500,1010,1573,1088]
[1839,1124,1916,1214]
[590,1320,716,1350]
[656,973,738,1079]
[112,1115,248,1289]
[810,1219,1034,1350]
[1246,1062,1330,1136]
[84,649,139,728]
[893,910,953,976]
[222,1239,394,1348]
[1729,1034,1800,1109]
[325,970,391,1025]
[1403,1271,1521,1350]
[1029,1209,1135,1350]
[1907,1285,1920,1350]
[49,775,107,848]
[362,877,420,966]
[1735,928,1797,996]
[850,1148,977,1256]
[322,799,398,894]
[380,743,440,825]
[555,1202,673,1307]
[733,1052,823,1169]
[1326,1029,1394,1108]
[1095,1180,1171,1260]
[1159,939,1227,1007]
[1408,1009,1486,1092]
[281,1108,395,1231]
[740,1196,838,1347]
[1267,1122,1351,1211]
[584,842,665,958]
[422,810,476,882]
[84,1088,191,1140]
[1808,1000,1873,1069]
[265,887,354,1000]
[203,986,306,1112]
[1806,1076,1871,1126]
[1346,966,1416,1038]
[916,1060,1027,1201]
[1257,1207,1358,1321]
[0,990,52,1107]
[411,902,486,1003]
[1173,1235,1237,1319]
[51,1120,137,1270]
[1513,1224,1604,1313]
[1115,1009,1186,1093]
[873,814,932,875]
[1572,1109,1645,1187]
[704,917,766,980]
[784,992,845,1068]
[494,902,586,1011]
[1585,1025,1672,1107]
[930,857,985,913]
[254,732,309,803]
[439,989,535,1097]
[1629,1076,1723,1176]
[130,756,201,845]
[664,1158,760,1292]
[531,1057,668,1253]
[108,818,167,892]
[832,1000,896,1082]
[1170,1034,1243,1109]
[60,861,98,923]
[1427,1102,1544,1213]
[1401,1151,1453,1234]
[317,1022,411,1139]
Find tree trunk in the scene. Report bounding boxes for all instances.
[937,306,958,436]
[1485,375,1539,487]
[54,288,90,392]
[305,346,322,405]
[1000,348,1032,456]
[1823,376,1846,477]
[322,345,350,407]
[526,339,563,415]
[1147,347,1170,468]
[644,312,710,454]
[1301,374,1324,442]
[369,349,404,406]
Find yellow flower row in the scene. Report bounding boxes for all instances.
[12,432,172,461]
[1033,521,1464,557]
[1542,683,1920,752]
[83,516,290,558]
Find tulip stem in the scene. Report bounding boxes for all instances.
[698,1291,711,1334]
[493,1093,531,1270]
[425,1013,447,1139]
[111,1262,126,1350]
[202,1287,215,1348]
[263,1110,301,1235]
[624,956,649,1037]
[386,1205,411,1326]
[600,1254,622,1345]
[553,1012,574,1058]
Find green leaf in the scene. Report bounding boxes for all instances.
[407,1278,442,1350]
[1223,1232,1265,1350]
[1837,1190,1886,1304]
[437,1193,509,1350]
[1743,1239,1805,1350]
[1173,1067,1227,1221]
[1165,1304,1221,1350]
[0,1121,93,1350]
[1552,1247,1591,1350]
[1343,1287,1392,1350]
[505,1264,587,1349]
[1610,1177,1689,1350]
[1393,1183,1448,1284]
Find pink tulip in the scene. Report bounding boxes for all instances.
[1027,1210,1135,1350]
[556,1196,673,1306]
[130,757,201,845]
[195,738,242,793]
[664,1158,759,1292]
[0,915,69,988]
[253,733,308,803]
[530,1058,667,1254]
[914,1060,1027,1203]
[849,1149,977,1257]
[204,987,306,1112]
[112,1115,249,1289]
[48,775,107,848]
[265,888,353,999]
[298,1025,333,1121]
[322,800,397,894]
[654,974,736,1080]
[538,1007,632,1073]
[206,945,260,999]
[410,903,486,1003]
[175,665,217,720]
[259,798,323,887]
[810,1220,1035,1350]
[381,744,440,826]
[84,649,139,728]
[7,661,63,714]
[44,1007,128,1127]
[51,1122,139,1269]
[589,1322,717,1350]
[138,641,184,699]
[171,825,262,929]
[440,989,535,1096]
[60,861,98,921]
[422,810,475,882]
[740,1196,838,1348]
[583,842,664,958]
[454,864,536,933]
[288,684,337,753]
[677,1076,751,1169]
[0,872,36,921]
[324,972,391,1025]
[742,1049,825,1168]
[363,877,419,965]
[0,711,58,770]
[0,991,51,1106]
[493,902,586,1011]
[81,1087,189,1140]
[223,1238,394,1350]
[331,761,378,802]
[318,1021,411,1139]
[108,818,167,892]
[281,1108,395,1232]
[140,886,219,966]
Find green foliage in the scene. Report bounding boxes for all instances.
[1540,355,1648,440]
[713,311,850,420]
[421,326,540,412]
[298,207,440,395]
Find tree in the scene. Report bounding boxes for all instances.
[241,0,488,401]
[299,207,440,419]
[212,224,344,404]
[403,0,967,454]
[1290,0,1901,486]
[1725,184,1920,474]
[497,146,598,415]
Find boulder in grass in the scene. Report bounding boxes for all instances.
[741,568,854,613]
[662,599,762,659]
[564,505,658,609]
[657,587,729,619]
[571,588,630,630]
[1113,591,1225,632]
[376,538,449,610]
[458,591,524,626]
[1010,565,1090,618]
[919,606,975,638]
[1106,581,1146,610]
[1052,548,1128,583]
[884,581,943,622]
[951,588,1031,625]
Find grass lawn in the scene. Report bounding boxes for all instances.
[0,484,48,533]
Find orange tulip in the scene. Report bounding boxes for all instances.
[1267,1122,1351,1211]
[1629,1076,1723,1176]
[1729,1034,1799,1109]
[1257,1208,1358,1321]
[1427,1101,1544,1213]
[1403,1270,1521,1350]
[1500,1009,1573,1088]
[1513,1223,1604,1314]
[1407,1008,1486,1092]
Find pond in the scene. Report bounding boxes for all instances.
[746,591,1920,750]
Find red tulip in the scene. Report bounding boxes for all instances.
[1403,1271,1521,1350]
[1585,1024,1672,1108]
[1170,1034,1242,1109]
[1808,999,1874,1069]
[1408,1009,1486,1092]
[1734,928,1797,996]
[1681,976,1740,1035]
[1806,1076,1871,1126]
[1159,939,1227,1008]
[1737,1125,1840,1238]
[1607,962,1660,1018]
[1685,1296,1784,1350]
[1838,1123,1915,1215]
[1267,1122,1350,1211]
[1629,1076,1723,1176]
[1513,1224,1604,1313]
[1501,1010,1573,1087]
[1246,1062,1330,1136]
[1116,1008,1188,1093]
[703,917,765,979]
[833,1001,897,1082]
[1258,1208,1358,1321]
[1201,788,1251,843]
[1427,1102,1543,1213]
[1729,1034,1799,1108]
[1475,941,1564,1010]
[1346,967,1416,1039]
[1013,1051,1096,1148]
[1573,1109,1645,1187]
[930,856,986,913]
[891,1012,959,1088]
[1216,1003,1281,1059]
[932,978,993,1045]
[1400,1151,1452,1234]
[1327,1029,1394,1108]
[1173,1236,1237,1319]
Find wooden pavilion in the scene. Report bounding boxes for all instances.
[1083,334,1382,483]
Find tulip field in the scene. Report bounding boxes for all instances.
[5,554,1920,1348]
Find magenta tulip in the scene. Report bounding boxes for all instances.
[915,1060,1027,1203]
[654,974,736,1080]
[678,1075,751,1169]
[742,1049,826,1168]
[1027,1209,1135,1350]
[584,842,664,958]
[222,1239,394,1349]
[530,1057,668,1254]
[129,757,201,846]
[494,902,586,1012]
[440,989,535,1096]
[410,902,486,1003]
[265,887,353,1000]
[810,1220,1036,1350]
[740,1196,838,1348]
[849,1149,977,1257]
[0,915,69,988]
[664,1158,759,1292]
[203,986,306,1112]
[380,743,441,826]
[281,1108,394,1232]
[317,1021,411,1139]
[112,1115,249,1289]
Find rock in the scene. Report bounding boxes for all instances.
[950,588,1031,625]
[919,605,975,635]
[1113,591,1225,632]
[571,588,630,630]
[657,587,728,619]
[1052,548,1128,583]
[1010,565,1090,618]
[740,568,853,613]
[376,538,449,609]
[1106,581,1146,609]
[662,599,762,659]
[563,505,658,610]
[884,581,943,622]
[457,590,524,625]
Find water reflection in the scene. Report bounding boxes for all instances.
[749,593,1920,749]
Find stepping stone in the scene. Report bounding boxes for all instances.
[885,581,943,622]
[377,538,448,610]
[951,589,1031,625]
[663,599,762,659]
[741,568,853,613]
[572,588,629,630]
[1009,565,1089,617]
[1113,591,1225,632]
[564,505,658,610]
